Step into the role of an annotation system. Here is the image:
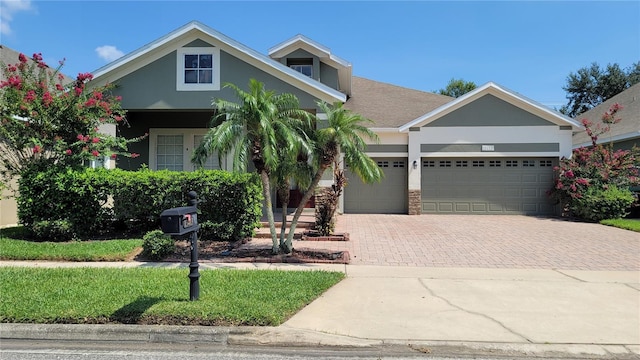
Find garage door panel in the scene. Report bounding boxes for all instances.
[422,157,556,215]
[345,157,408,214]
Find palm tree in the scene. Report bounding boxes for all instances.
[272,146,313,249]
[192,79,311,254]
[282,101,383,253]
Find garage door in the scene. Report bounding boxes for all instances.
[421,158,557,214]
[344,157,408,213]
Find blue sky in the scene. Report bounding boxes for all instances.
[1,0,639,108]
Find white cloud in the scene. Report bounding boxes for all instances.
[0,0,33,35]
[95,45,124,62]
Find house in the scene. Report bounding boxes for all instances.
[83,20,582,215]
[572,82,639,151]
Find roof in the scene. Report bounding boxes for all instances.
[90,21,346,103]
[268,34,352,96]
[572,82,640,147]
[399,82,583,132]
[344,76,453,129]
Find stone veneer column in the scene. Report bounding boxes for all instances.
[408,189,421,215]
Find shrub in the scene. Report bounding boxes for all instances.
[550,103,639,220]
[30,220,75,242]
[571,186,635,222]
[141,230,175,261]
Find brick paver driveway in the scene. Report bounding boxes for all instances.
[300,215,640,270]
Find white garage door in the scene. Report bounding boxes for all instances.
[344,157,408,214]
[421,157,557,214]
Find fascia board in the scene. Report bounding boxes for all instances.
[399,82,584,132]
[573,131,640,148]
[91,21,345,103]
[370,128,401,133]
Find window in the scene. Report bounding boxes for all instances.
[455,160,468,167]
[522,160,535,167]
[489,160,502,167]
[287,58,313,77]
[377,161,389,168]
[439,160,452,167]
[423,160,435,168]
[392,161,405,168]
[506,160,518,167]
[540,160,553,167]
[177,47,220,91]
[150,129,224,171]
[156,135,184,171]
[290,64,312,77]
[472,160,485,167]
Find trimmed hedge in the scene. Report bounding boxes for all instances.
[18,166,263,241]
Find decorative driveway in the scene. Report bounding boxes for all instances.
[297,215,640,270]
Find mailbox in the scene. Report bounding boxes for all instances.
[160,206,199,236]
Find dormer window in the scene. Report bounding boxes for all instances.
[287,58,313,77]
[176,47,220,91]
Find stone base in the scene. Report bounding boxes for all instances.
[408,189,421,215]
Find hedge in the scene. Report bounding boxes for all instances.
[18,166,263,241]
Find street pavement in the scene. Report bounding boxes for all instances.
[1,214,639,359]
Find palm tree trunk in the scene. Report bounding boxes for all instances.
[260,170,279,254]
[284,165,328,252]
[277,184,289,251]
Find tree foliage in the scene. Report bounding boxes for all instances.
[550,103,639,220]
[0,51,143,190]
[192,79,312,253]
[560,62,640,118]
[435,78,477,98]
[284,101,383,252]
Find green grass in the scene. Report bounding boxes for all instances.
[600,218,640,232]
[0,227,142,261]
[0,267,344,326]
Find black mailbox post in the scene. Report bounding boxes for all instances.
[160,191,200,301]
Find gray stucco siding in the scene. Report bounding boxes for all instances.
[114,48,322,110]
[613,138,638,151]
[421,143,560,153]
[424,94,556,127]
[319,62,339,90]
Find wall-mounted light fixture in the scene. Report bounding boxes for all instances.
[413,160,418,169]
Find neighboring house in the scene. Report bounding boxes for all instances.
[572,83,640,151]
[82,21,582,216]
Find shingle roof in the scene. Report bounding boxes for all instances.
[344,76,453,128]
[572,83,640,147]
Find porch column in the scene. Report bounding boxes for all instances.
[407,127,422,215]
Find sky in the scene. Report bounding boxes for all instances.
[1,0,639,109]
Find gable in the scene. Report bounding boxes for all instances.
[424,94,556,127]
[114,45,326,110]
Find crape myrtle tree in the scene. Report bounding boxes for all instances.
[283,101,383,253]
[0,51,143,190]
[549,103,639,221]
[192,79,312,254]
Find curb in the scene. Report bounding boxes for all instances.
[2,323,639,359]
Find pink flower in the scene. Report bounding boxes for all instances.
[565,170,574,178]
[84,98,96,107]
[76,72,93,82]
[115,95,122,102]
[93,91,103,100]
[32,53,43,62]
[24,90,36,102]
[33,145,42,153]
[74,87,83,96]
[55,84,64,91]
[77,134,85,141]
[131,153,140,158]
[92,137,100,143]
[114,115,123,122]
[42,92,53,107]
[92,150,100,157]
[18,53,28,63]
[111,154,117,159]
[65,149,72,155]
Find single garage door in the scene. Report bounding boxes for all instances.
[344,157,408,213]
[421,157,557,214]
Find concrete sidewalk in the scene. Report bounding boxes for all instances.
[1,261,638,358]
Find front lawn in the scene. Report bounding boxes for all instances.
[600,218,640,232]
[0,267,344,326]
[0,227,142,261]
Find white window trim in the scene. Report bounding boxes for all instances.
[176,47,221,91]
[149,128,227,171]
